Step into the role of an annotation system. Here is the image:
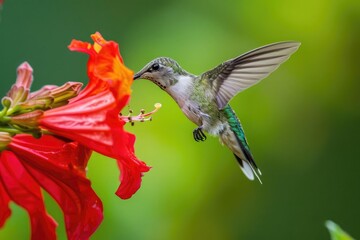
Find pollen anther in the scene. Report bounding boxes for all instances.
[120,103,161,125]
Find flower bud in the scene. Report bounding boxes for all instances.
[29,82,82,109]
[6,62,33,106]
[18,96,54,112]
[49,82,83,108]
[16,62,33,90]
[10,110,44,129]
[19,82,83,112]
[29,85,58,99]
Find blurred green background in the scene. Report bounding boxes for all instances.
[0,0,359,239]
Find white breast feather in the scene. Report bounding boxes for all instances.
[167,75,193,107]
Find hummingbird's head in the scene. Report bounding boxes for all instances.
[133,57,190,90]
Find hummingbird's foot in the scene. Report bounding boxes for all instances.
[193,127,207,142]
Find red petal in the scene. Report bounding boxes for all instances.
[59,33,135,158]
[9,135,103,240]
[68,39,93,55]
[0,151,57,240]
[65,32,151,199]
[0,156,11,227]
[90,41,133,107]
[40,90,129,158]
[115,133,150,199]
[68,33,132,104]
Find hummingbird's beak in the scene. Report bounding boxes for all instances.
[133,72,141,80]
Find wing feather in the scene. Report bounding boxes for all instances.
[202,42,300,109]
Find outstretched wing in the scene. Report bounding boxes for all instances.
[202,42,300,109]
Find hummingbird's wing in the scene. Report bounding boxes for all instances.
[203,42,300,109]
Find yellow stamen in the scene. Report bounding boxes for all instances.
[120,103,162,125]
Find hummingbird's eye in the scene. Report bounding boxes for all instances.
[151,63,160,71]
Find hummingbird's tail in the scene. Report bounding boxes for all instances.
[233,152,262,184]
[221,105,262,183]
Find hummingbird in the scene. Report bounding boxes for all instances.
[133,42,300,182]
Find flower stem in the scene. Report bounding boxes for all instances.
[6,106,20,116]
[0,106,8,118]
[0,116,11,125]
[0,127,22,135]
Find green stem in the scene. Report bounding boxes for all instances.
[0,116,11,124]
[0,107,8,118]
[6,106,20,116]
[0,127,22,134]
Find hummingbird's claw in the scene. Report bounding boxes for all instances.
[193,127,207,142]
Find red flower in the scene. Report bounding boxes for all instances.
[0,32,158,239]
[40,32,151,199]
[0,134,103,240]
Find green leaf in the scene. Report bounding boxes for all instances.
[325,220,355,240]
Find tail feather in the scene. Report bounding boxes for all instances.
[234,154,262,184]
[222,105,262,183]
